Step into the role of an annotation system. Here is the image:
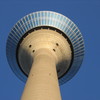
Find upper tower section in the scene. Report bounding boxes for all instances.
[6,11,84,85]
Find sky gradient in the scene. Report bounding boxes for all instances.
[0,0,100,100]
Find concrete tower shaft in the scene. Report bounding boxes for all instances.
[21,48,61,100]
[18,29,72,100]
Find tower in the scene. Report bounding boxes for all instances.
[6,11,84,100]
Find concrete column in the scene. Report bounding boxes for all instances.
[21,48,62,100]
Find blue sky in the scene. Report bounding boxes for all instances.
[0,0,100,100]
